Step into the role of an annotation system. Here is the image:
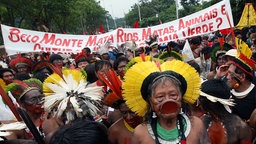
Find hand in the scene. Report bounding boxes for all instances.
[215,65,229,78]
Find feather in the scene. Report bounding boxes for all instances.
[207,121,227,144]
[0,131,12,137]
[98,69,122,99]
[56,98,68,118]
[8,91,20,107]
[70,97,82,113]
[43,69,103,123]
[0,122,27,131]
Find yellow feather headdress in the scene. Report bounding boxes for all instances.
[232,38,255,77]
[122,60,201,117]
[43,69,102,123]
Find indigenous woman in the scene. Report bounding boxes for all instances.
[123,60,209,144]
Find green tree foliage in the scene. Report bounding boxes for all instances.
[124,0,256,28]
[0,0,107,34]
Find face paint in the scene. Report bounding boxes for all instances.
[124,115,143,128]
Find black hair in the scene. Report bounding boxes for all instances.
[190,36,201,45]
[199,79,231,118]
[32,72,49,83]
[14,73,31,81]
[188,61,201,74]
[49,54,63,63]
[49,120,108,144]
[84,63,98,83]
[83,47,91,54]
[0,68,14,78]
[75,57,89,68]
[95,60,112,72]
[113,57,129,71]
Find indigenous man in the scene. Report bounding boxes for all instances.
[5,78,45,139]
[200,79,253,143]
[9,54,34,75]
[123,60,209,144]
[98,69,143,144]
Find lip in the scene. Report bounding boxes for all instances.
[159,100,179,114]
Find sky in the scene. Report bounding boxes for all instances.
[98,0,139,18]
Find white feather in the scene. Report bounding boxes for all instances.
[56,98,68,118]
[73,80,87,94]
[45,83,67,93]
[8,91,20,107]
[0,131,12,138]
[0,122,27,131]
[66,111,75,124]
[44,93,66,110]
[80,86,102,100]
[70,97,82,113]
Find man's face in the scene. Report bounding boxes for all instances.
[2,71,14,84]
[226,64,239,89]
[77,61,89,69]
[21,89,44,115]
[119,103,142,128]
[117,61,127,76]
[16,64,29,74]
[149,80,182,120]
[52,59,63,69]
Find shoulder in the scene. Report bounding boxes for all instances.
[108,118,123,132]
[134,123,148,135]
[132,123,154,144]
[190,115,204,129]
[188,116,210,143]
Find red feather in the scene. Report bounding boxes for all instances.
[208,121,227,144]
[140,53,146,62]
[218,37,224,50]
[98,69,122,100]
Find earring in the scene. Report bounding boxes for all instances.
[234,83,239,89]
[152,112,157,118]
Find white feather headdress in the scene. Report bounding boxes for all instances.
[43,69,102,124]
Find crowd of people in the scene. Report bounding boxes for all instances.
[0,27,256,144]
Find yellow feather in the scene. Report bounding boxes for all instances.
[161,60,201,104]
[43,73,64,95]
[123,62,160,116]
[236,38,252,58]
[123,60,201,117]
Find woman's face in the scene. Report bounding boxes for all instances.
[149,79,182,119]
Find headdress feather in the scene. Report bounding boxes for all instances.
[98,69,123,107]
[43,69,102,124]
[123,60,201,117]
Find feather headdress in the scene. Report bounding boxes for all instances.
[74,49,87,63]
[210,43,233,62]
[122,60,201,117]
[43,69,102,124]
[98,69,123,108]
[125,54,163,71]
[145,35,158,48]
[9,54,34,72]
[32,61,54,74]
[5,78,42,100]
[125,40,139,52]
[232,38,255,77]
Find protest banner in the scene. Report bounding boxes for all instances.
[1,0,233,55]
